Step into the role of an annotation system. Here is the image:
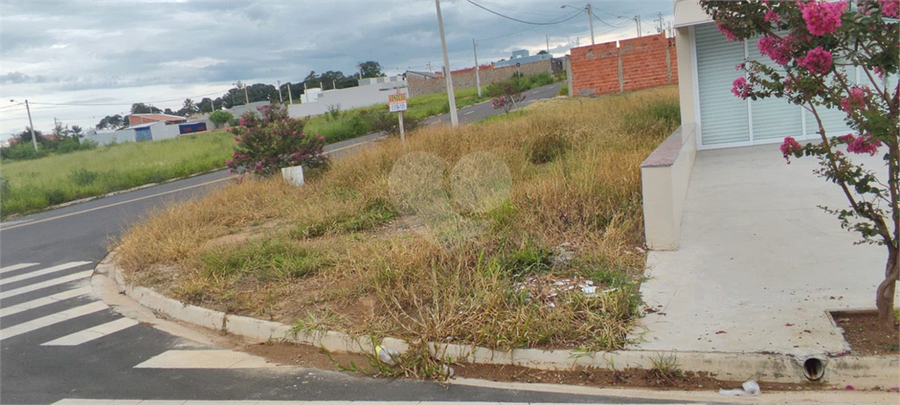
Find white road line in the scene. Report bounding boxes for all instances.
[41,317,137,346]
[464,110,475,115]
[0,269,93,300]
[0,286,93,317]
[0,301,108,341]
[134,349,276,369]
[0,263,38,275]
[52,400,711,405]
[0,261,92,287]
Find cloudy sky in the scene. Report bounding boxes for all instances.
[0,0,673,140]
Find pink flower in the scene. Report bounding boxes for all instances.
[798,46,833,74]
[799,1,847,36]
[873,66,885,79]
[880,0,900,18]
[842,133,882,155]
[757,36,793,65]
[255,162,263,170]
[318,136,325,142]
[839,87,867,113]
[765,9,781,23]
[225,159,233,166]
[716,21,738,41]
[731,77,753,99]
[781,136,803,163]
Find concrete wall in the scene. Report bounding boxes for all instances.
[288,81,408,118]
[675,26,696,131]
[408,59,552,97]
[640,124,697,250]
[150,122,180,141]
[229,101,270,119]
[570,33,678,97]
[84,128,136,146]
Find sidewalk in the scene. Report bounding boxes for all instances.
[630,144,890,357]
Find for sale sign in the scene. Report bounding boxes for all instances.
[389,92,408,113]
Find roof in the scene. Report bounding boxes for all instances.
[129,113,185,120]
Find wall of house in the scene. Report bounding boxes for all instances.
[149,122,181,141]
[570,33,678,97]
[408,59,553,97]
[675,26,695,130]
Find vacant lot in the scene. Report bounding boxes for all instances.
[0,131,235,219]
[115,86,679,372]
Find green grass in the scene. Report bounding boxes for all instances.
[0,131,235,219]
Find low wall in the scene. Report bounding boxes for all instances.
[289,84,408,118]
[640,124,697,250]
[570,33,677,97]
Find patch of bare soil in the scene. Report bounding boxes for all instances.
[832,310,900,356]
[238,340,844,393]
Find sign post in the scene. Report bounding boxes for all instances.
[388,91,408,148]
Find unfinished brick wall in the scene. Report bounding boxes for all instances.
[408,59,553,97]
[570,33,677,97]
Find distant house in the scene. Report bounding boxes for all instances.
[127,113,188,126]
[494,49,551,69]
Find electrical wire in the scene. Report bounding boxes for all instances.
[591,10,632,29]
[28,89,229,107]
[466,0,584,25]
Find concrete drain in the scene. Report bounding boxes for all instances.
[799,356,827,381]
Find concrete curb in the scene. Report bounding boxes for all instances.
[95,253,899,389]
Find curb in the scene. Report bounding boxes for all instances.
[95,254,899,388]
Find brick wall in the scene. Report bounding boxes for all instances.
[570,33,677,97]
[408,59,553,97]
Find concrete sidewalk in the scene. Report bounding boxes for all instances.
[630,144,892,358]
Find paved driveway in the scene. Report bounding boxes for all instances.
[630,144,887,357]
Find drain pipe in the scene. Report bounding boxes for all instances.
[794,355,829,381]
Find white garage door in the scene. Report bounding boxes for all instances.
[694,23,852,148]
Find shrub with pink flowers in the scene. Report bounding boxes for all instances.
[226,103,328,177]
[702,0,899,330]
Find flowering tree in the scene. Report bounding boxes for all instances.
[226,104,328,177]
[487,76,527,113]
[702,0,899,330]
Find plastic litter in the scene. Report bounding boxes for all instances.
[375,345,400,366]
[441,364,455,377]
[719,380,761,396]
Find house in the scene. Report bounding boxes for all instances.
[127,113,187,126]
[640,0,898,250]
[493,49,551,69]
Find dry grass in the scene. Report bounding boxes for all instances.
[115,86,680,361]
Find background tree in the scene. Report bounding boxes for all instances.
[199,97,216,113]
[176,98,199,117]
[70,125,83,138]
[208,110,234,129]
[97,114,128,130]
[702,0,899,329]
[130,103,161,114]
[359,61,384,78]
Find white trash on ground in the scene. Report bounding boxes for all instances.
[375,345,400,366]
[719,380,761,396]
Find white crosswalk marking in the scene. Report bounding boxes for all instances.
[134,349,276,369]
[41,317,137,346]
[0,301,108,341]
[0,262,38,275]
[0,269,93,299]
[0,261,92,287]
[0,286,93,317]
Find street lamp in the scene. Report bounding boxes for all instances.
[9,99,38,151]
[562,3,594,45]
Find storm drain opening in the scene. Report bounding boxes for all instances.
[801,357,826,381]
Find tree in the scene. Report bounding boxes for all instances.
[226,103,327,177]
[70,125,83,138]
[703,1,899,329]
[177,98,199,117]
[97,114,127,130]
[209,110,233,129]
[486,74,527,113]
[359,61,384,78]
[200,97,216,113]
[131,103,161,114]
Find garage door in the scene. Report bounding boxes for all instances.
[694,23,852,148]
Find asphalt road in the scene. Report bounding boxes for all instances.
[424,82,564,126]
[0,86,721,404]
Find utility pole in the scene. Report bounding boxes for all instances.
[435,0,458,127]
[655,12,664,34]
[287,84,293,104]
[244,86,249,105]
[546,35,550,53]
[473,38,482,98]
[277,80,283,103]
[635,15,642,37]
[587,3,594,45]
[25,100,38,151]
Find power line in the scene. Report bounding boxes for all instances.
[591,10,632,29]
[28,89,228,107]
[466,0,584,25]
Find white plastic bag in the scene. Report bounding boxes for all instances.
[719,380,761,396]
